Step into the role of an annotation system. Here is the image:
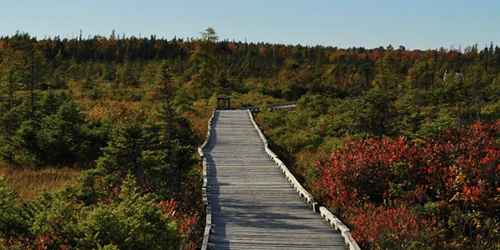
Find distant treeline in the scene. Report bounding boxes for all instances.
[1,32,500,100]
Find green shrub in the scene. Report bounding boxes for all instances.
[77,176,178,250]
[0,178,30,240]
[1,92,110,167]
[1,176,179,249]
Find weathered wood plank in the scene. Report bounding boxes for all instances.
[204,110,348,250]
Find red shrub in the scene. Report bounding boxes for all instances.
[158,200,200,249]
[315,137,409,208]
[315,121,500,249]
[349,205,427,248]
[159,199,177,217]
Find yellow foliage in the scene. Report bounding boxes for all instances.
[0,163,80,200]
[183,98,215,139]
[85,100,145,123]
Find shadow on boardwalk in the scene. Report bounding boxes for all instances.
[203,110,346,250]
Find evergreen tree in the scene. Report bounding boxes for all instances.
[0,48,23,163]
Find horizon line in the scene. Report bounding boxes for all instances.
[1,30,498,52]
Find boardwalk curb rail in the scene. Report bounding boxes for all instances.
[319,207,361,250]
[247,110,361,250]
[198,110,217,250]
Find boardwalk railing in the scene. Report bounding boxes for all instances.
[320,207,361,250]
[198,110,217,250]
[247,110,316,209]
[268,103,297,111]
[199,109,361,250]
[248,110,361,250]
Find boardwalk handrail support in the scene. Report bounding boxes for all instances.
[247,109,361,250]
[268,102,297,111]
[198,110,217,250]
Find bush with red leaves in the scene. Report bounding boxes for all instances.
[315,121,500,249]
[159,199,200,250]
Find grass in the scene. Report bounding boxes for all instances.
[0,163,81,200]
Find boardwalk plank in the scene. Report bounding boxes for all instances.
[205,110,346,250]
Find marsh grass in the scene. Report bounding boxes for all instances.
[0,163,80,200]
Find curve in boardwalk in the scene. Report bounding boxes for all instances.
[204,110,347,250]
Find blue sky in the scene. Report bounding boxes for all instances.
[1,0,499,49]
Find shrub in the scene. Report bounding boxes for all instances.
[1,92,110,166]
[1,176,179,250]
[349,205,432,250]
[77,176,178,250]
[315,121,500,249]
[0,178,30,241]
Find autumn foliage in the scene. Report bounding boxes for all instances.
[315,121,500,249]
[159,199,200,250]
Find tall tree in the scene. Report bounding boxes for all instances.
[201,27,218,42]
[0,48,23,163]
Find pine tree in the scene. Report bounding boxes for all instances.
[157,64,179,193]
[0,48,23,163]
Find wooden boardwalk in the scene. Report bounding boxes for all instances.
[204,110,346,250]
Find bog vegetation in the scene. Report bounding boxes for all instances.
[0,29,498,249]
